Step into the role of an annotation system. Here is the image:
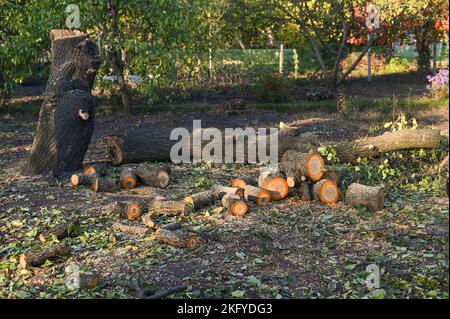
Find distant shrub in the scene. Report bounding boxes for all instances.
[385,57,410,73]
[254,72,292,102]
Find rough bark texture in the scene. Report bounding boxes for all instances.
[345,183,385,212]
[298,181,312,201]
[136,164,170,188]
[21,30,100,176]
[92,175,117,193]
[152,229,199,249]
[103,128,319,165]
[112,222,149,235]
[144,197,187,216]
[184,190,216,211]
[334,129,441,163]
[38,219,80,242]
[19,243,71,269]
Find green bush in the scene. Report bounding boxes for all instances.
[385,57,410,73]
[253,72,292,102]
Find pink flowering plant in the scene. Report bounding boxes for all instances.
[426,69,449,98]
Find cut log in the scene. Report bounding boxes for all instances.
[136,164,170,188]
[260,177,289,201]
[103,128,319,165]
[334,129,441,163]
[184,190,216,211]
[146,197,187,216]
[141,214,156,228]
[109,201,144,221]
[71,173,93,186]
[92,175,117,193]
[152,228,199,249]
[112,222,149,235]
[83,163,107,176]
[38,219,80,242]
[286,176,300,188]
[345,183,385,212]
[222,194,249,217]
[120,168,137,189]
[298,181,312,201]
[212,185,243,199]
[21,30,101,176]
[243,185,271,206]
[280,151,325,182]
[231,176,258,189]
[19,243,71,269]
[312,179,340,206]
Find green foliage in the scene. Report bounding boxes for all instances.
[254,72,293,102]
[385,57,410,73]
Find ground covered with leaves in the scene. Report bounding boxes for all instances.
[0,103,448,299]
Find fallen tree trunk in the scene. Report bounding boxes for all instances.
[19,243,71,269]
[103,128,319,165]
[334,129,441,163]
[345,183,385,212]
[21,30,101,176]
[112,222,149,235]
[104,128,440,165]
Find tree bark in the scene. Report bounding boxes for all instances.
[103,128,318,165]
[312,179,340,206]
[19,243,71,269]
[334,129,441,163]
[345,183,385,212]
[21,30,100,176]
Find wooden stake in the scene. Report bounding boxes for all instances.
[345,183,385,212]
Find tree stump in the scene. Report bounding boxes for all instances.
[21,30,101,176]
[312,179,340,206]
[345,183,385,212]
